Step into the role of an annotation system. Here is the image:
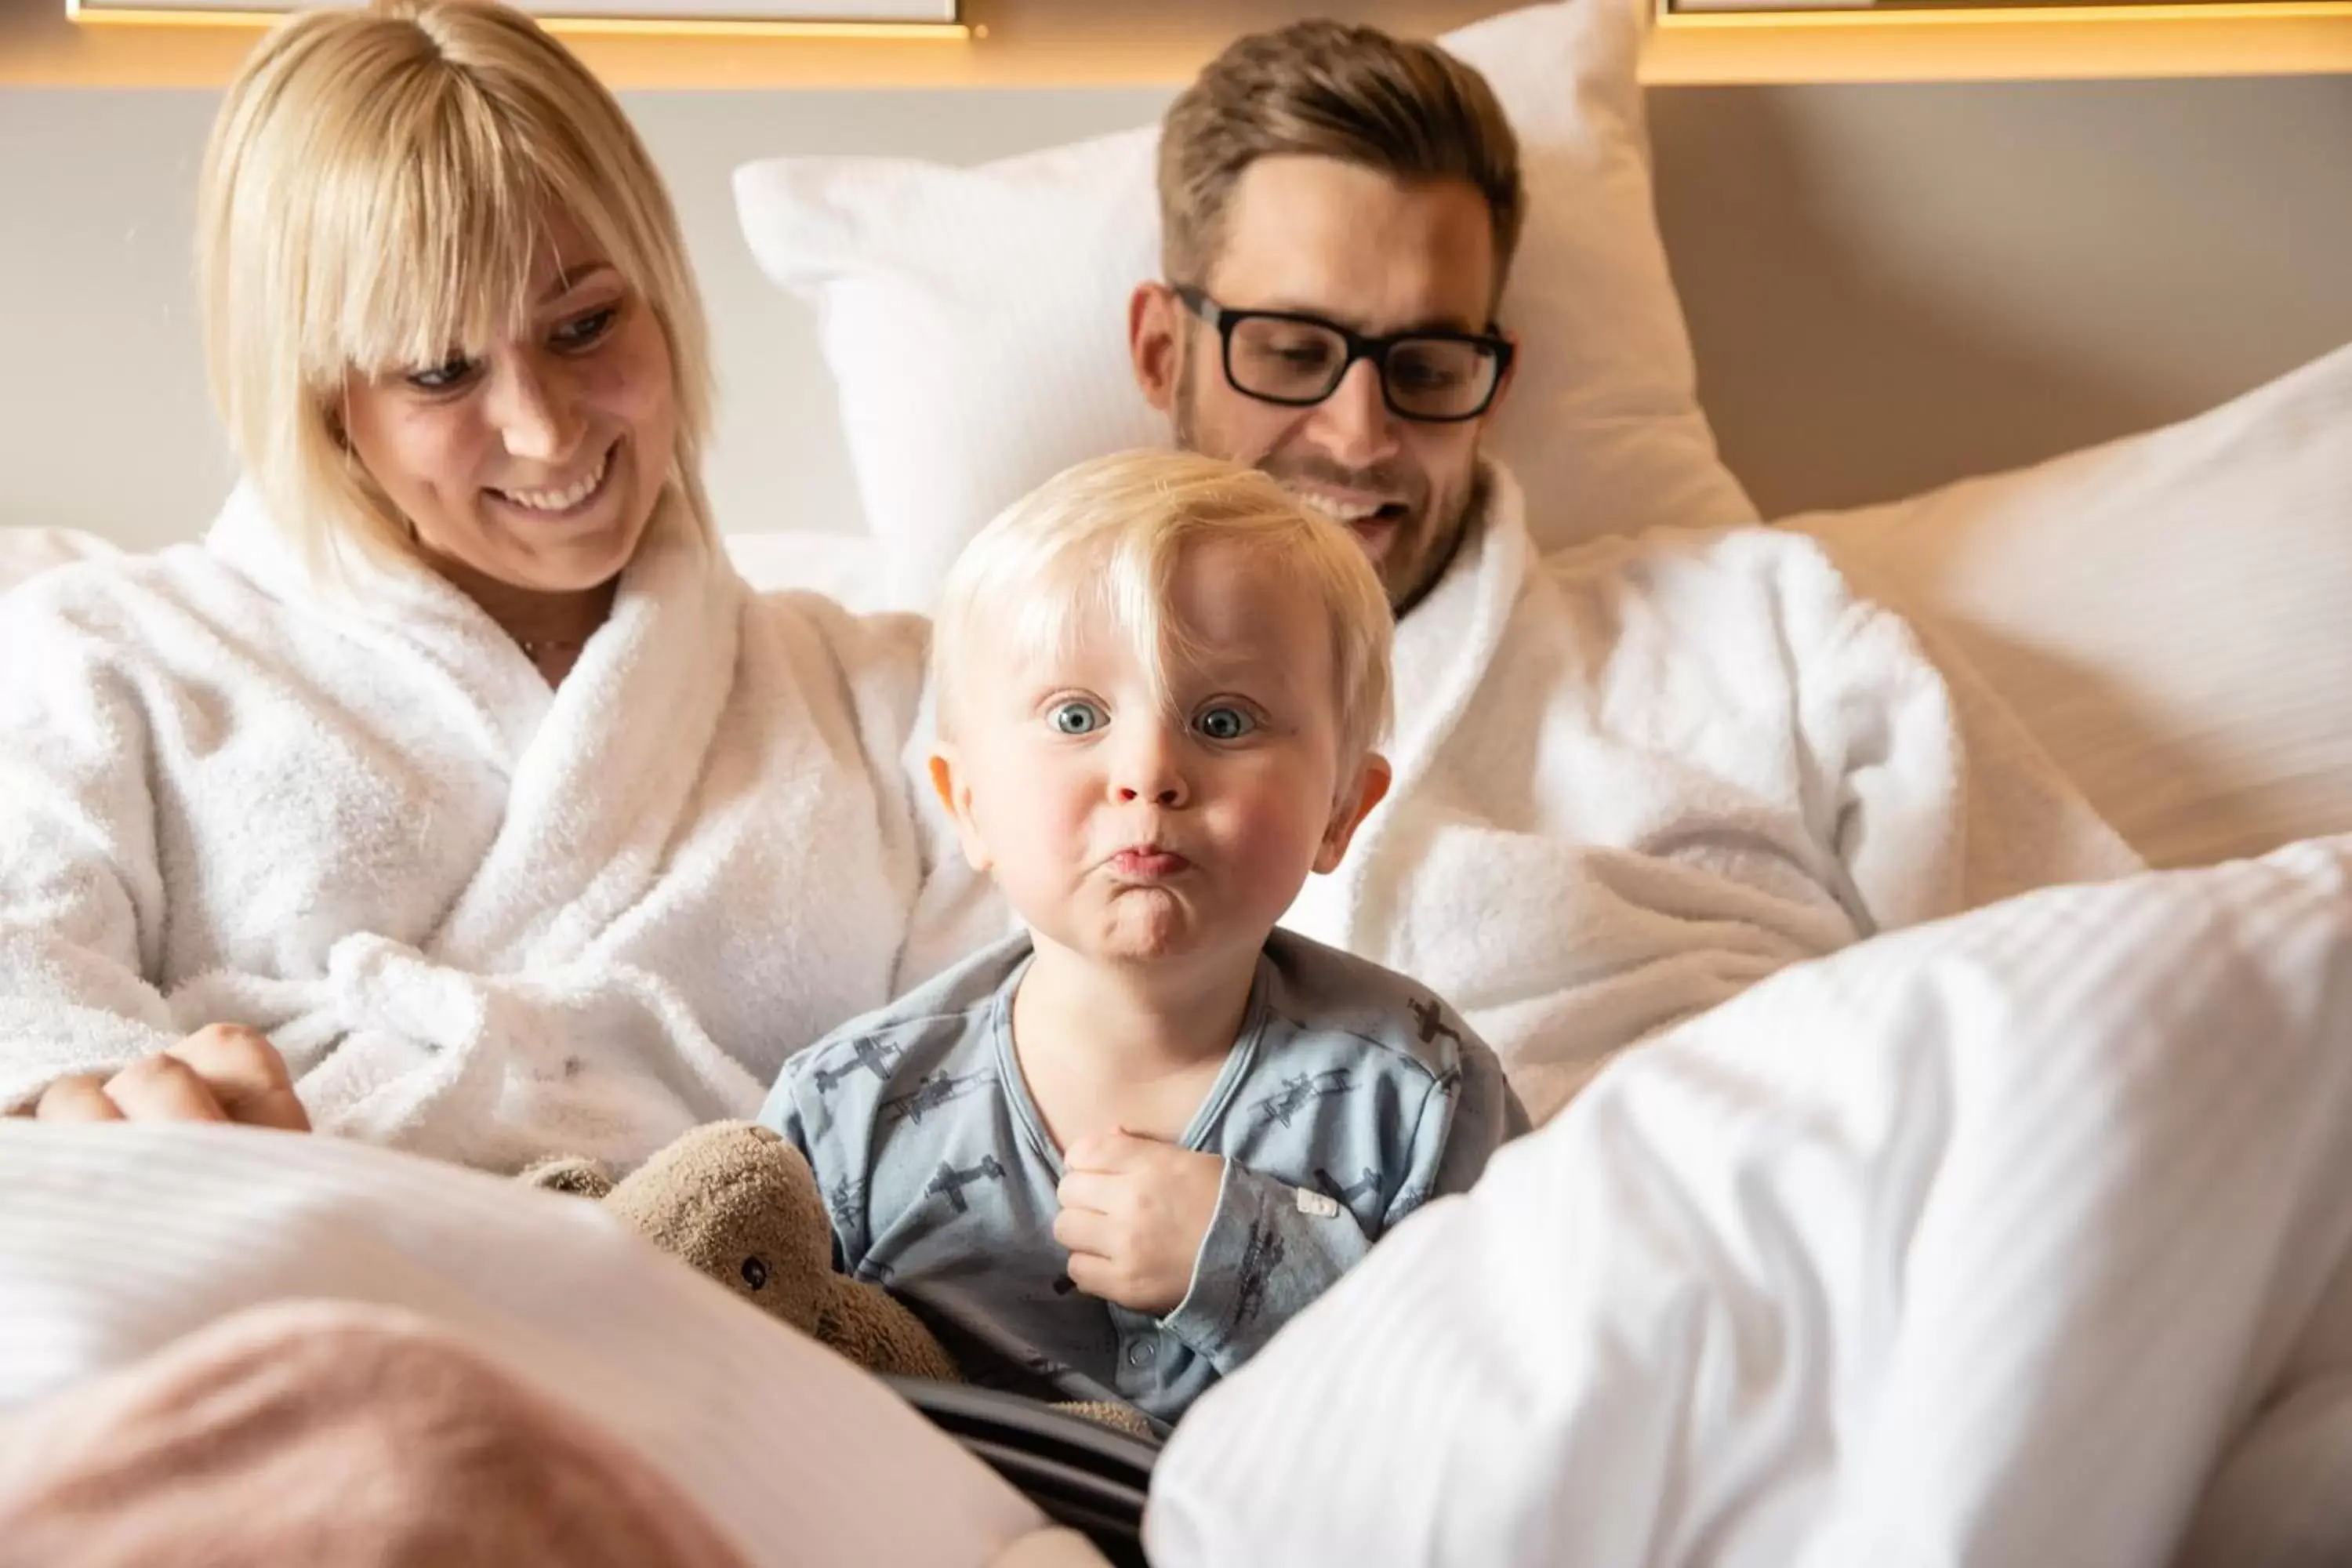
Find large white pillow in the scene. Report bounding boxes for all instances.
[1794,341,2352,870]
[734,0,1756,607]
[0,526,119,597]
[720,528,891,611]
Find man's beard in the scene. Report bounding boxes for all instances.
[1173,354,1480,615]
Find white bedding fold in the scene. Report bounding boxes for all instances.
[0,1123,1061,1568]
[1148,833,2352,1567]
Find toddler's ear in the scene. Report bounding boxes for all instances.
[927,746,993,873]
[1312,753,1393,876]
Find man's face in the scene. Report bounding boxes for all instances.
[1131,155,1512,612]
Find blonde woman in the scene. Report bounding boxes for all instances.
[0,0,983,1171]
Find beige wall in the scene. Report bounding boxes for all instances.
[1650,76,2352,518]
[4,73,2350,550]
[0,86,1171,546]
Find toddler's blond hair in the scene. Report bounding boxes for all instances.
[934,451,1394,778]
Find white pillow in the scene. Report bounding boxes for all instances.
[722,528,889,612]
[1794,341,2352,870]
[734,0,1756,607]
[0,526,120,597]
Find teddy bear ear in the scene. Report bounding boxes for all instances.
[517,1156,617,1201]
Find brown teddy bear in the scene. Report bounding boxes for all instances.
[520,1122,1153,1442]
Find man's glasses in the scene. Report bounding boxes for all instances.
[1175,285,1512,424]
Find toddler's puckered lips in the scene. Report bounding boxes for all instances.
[1110,846,1191,880]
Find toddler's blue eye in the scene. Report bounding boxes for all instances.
[1050,699,1106,735]
[1196,706,1256,741]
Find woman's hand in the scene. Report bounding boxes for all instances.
[24,1025,310,1131]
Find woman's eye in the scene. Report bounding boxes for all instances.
[406,354,476,392]
[553,306,619,350]
[1049,699,1106,735]
[1195,706,1257,742]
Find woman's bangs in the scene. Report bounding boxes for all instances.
[302,89,554,387]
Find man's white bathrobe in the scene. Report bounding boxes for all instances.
[0,488,949,1173]
[1272,466,2143,1122]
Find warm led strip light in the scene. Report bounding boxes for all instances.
[1660,0,2352,28]
[1643,0,2352,80]
[64,0,970,40]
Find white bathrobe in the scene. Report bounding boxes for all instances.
[1276,466,2144,1122]
[0,487,953,1173]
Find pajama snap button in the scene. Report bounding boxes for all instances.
[1127,1339,1159,1368]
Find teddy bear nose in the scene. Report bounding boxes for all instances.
[741,1257,769,1290]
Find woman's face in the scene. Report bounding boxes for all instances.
[339,213,677,595]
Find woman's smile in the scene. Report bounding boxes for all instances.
[486,437,621,522]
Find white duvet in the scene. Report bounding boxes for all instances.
[7,838,2347,1567]
[1149,832,2352,1567]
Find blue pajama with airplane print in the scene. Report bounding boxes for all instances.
[759,927,1528,1432]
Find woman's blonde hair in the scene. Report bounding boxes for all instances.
[934,451,1396,777]
[197,0,712,572]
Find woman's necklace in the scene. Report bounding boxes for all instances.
[406,538,611,676]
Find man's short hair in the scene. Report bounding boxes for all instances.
[1157,20,1525,308]
[933,450,1395,776]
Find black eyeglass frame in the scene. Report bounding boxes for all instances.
[1174,285,1514,424]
